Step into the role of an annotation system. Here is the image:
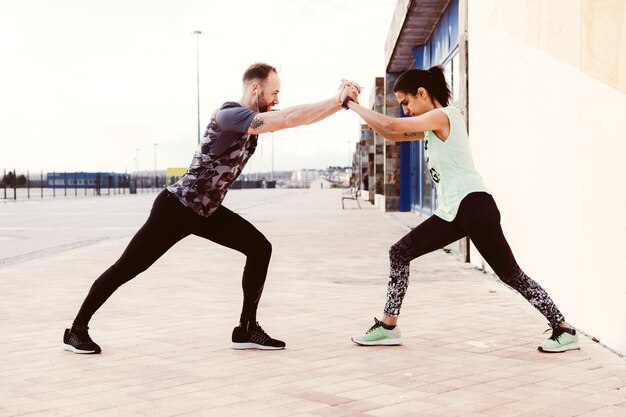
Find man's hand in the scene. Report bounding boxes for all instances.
[335,79,362,104]
[339,82,361,105]
[349,84,361,103]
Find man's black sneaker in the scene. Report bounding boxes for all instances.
[63,326,101,354]
[231,321,286,350]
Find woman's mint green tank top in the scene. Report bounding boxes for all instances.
[423,106,489,221]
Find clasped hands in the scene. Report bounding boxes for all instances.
[335,79,362,107]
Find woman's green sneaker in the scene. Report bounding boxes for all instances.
[351,318,401,346]
[538,326,579,353]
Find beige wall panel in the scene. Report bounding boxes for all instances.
[547,0,581,68]
[581,0,626,94]
[468,0,626,356]
[488,0,626,93]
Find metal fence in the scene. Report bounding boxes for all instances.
[1,169,167,201]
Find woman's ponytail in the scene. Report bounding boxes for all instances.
[426,66,451,107]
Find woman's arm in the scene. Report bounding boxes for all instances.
[346,100,447,139]
[371,129,424,142]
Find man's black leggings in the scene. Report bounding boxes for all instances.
[385,192,565,328]
[73,190,272,327]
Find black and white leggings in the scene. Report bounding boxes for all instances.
[385,192,565,328]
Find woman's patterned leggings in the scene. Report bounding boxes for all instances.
[385,192,565,328]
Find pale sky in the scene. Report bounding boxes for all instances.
[0,0,397,174]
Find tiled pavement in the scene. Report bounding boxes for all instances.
[1,189,625,416]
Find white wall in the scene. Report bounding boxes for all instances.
[467,0,626,355]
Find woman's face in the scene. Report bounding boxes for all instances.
[394,87,432,117]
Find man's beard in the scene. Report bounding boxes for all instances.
[256,93,271,113]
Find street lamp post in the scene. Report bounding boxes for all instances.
[135,147,140,192]
[193,30,202,145]
[153,143,158,189]
[347,141,352,167]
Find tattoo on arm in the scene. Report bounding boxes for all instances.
[403,132,419,138]
[250,116,265,130]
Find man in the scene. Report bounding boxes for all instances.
[63,63,357,353]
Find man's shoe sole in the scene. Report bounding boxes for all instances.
[538,342,580,353]
[231,342,285,350]
[63,344,100,354]
[351,337,401,346]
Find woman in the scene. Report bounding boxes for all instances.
[341,67,578,353]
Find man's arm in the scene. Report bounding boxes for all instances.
[304,80,362,125]
[247,81,359,134]
[306,105,343,125]
[247,98,341,135]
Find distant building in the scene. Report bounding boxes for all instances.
[46,172,128,189]
[166,167,187,186]
[321,166,351,186]
[291,169,319,186]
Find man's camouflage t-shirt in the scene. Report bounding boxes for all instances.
[167,102,258,217]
